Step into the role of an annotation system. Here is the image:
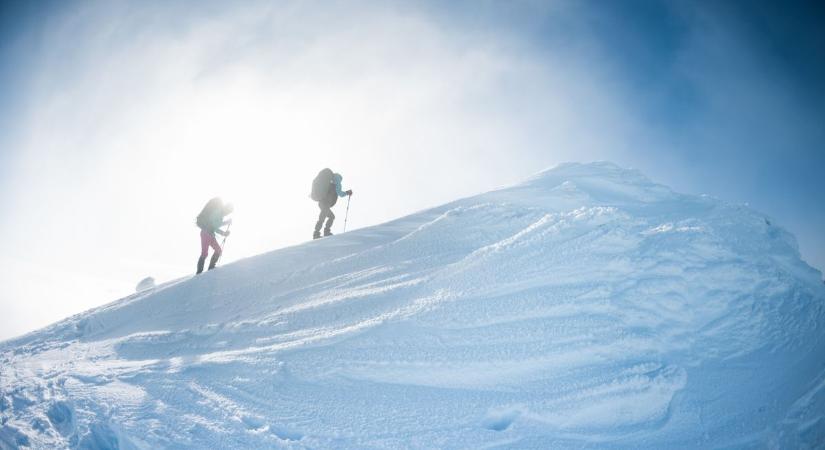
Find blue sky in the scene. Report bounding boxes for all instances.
[0,0,823,340]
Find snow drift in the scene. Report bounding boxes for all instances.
[2,162,824,449]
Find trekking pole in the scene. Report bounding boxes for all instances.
[218,223,231,263]
[343,195,351,232]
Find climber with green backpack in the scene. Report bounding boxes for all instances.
[310,168,352,239]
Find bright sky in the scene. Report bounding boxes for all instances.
[1,0,823,341]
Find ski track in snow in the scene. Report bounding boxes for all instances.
[2,162,824,449]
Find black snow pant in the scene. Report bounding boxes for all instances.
[315,203,335,234]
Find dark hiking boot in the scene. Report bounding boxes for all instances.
[208,252,221,270]
[313,231,321,240]
[324,229,333,237]
[197,256,206,274]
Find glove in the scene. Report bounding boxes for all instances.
[346,190,353,196]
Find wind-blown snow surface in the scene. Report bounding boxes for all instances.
[2,162,825,449]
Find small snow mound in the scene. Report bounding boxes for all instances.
[482,406,523,431]
[135,277,155,293]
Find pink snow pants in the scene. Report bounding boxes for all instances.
[200,229,222,258]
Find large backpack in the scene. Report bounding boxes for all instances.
[196,197,222,229]
[310,168,334,201]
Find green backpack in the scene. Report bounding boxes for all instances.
[310,168,334,201]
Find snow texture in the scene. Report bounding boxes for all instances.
[2,162,824,449]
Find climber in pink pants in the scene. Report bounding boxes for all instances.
[195,197,233,274]
[200,228,222,258]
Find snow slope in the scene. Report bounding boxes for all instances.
[2,162,824,449]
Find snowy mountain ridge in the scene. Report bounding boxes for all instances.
[2,161,824,449]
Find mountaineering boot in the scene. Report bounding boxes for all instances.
[196,256,206,274]
[208,252,221,270]
[324,228,333,237]
[313,230,321,240]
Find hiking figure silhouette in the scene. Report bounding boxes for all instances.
[195,197,233,273]
[310,169,352,239]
